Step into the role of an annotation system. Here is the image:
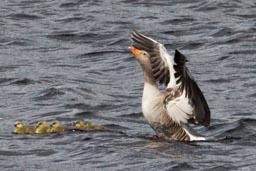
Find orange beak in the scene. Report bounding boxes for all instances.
[129,46,141,56]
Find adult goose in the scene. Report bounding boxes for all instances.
[129,31,210,141]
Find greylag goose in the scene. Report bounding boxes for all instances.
[129,31,210,141]
[74,120,108,131]
[14,121,36,134]
[49,120,66,133]
[35,120,50,134]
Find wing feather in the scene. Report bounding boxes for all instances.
[174,50,210,126]
[165,93,193,124]
[131,31,171,86]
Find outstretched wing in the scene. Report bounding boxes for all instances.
[131,31,173,87]
[172,50,210,126]
[131,31,210,126]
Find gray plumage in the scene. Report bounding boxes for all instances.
[129,31,211,141]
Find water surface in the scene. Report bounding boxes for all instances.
[0,0,256,170]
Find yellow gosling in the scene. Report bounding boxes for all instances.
[35,120,49,134]
[87,121,108,130]
[49,120,65,133]
[75,120,108,130]
[14,121,36,134]
[75,120,87,130]
[86,121,97,129]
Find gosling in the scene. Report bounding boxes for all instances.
[75,120,108,130]
[14,121,36,134]
[35,120,49,134]
[49,120,66,133]
[74,120,87,130]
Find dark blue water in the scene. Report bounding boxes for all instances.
[1,0,256,170]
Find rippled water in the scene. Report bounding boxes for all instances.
[1,0,256,170]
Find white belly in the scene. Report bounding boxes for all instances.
[142,83,163,124]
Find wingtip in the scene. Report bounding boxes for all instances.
[174,49,188,62]
[203,113,211,127]
[131,30,141,39]
[174,49,181,56]
[131,29,139,36]
[130,30,139,41]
